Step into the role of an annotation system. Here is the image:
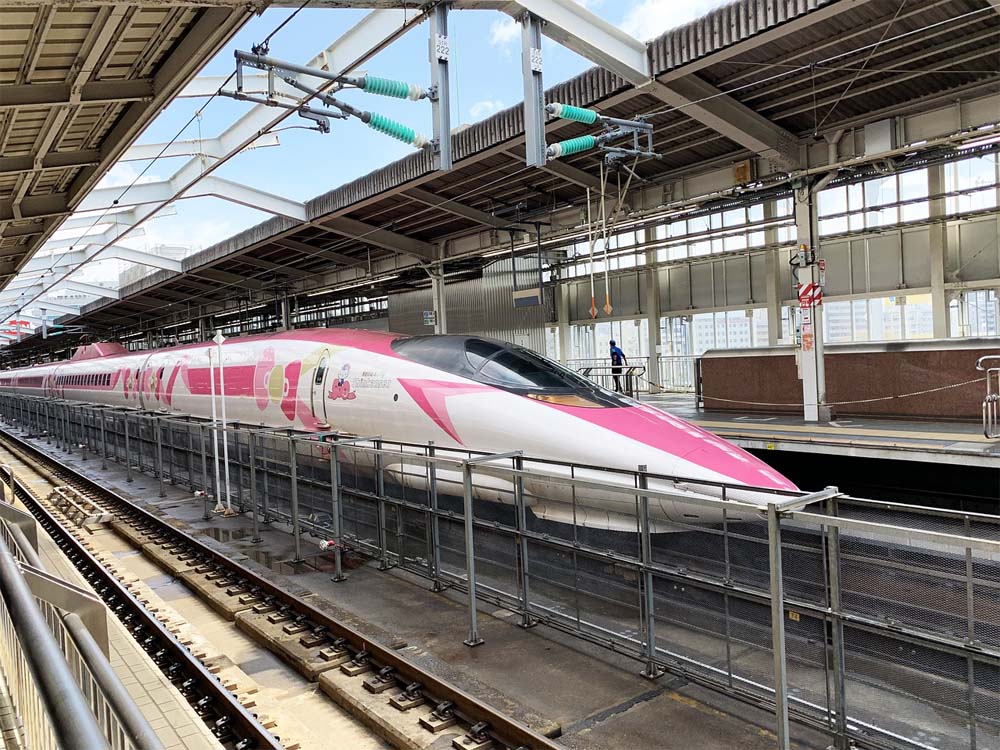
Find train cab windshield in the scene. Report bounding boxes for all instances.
[391,335,629,407]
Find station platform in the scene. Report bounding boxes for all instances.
[642,394,1000,468]
[0,448,226,750]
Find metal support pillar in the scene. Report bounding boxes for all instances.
[825,497,848,749]
[764,199,783,346]
[794,190,827,422]
[461,460,484,647]
[429,2,452,171]
[279,294,291,331]
[430,265,448,334]
[99,412,107,470]
[638,466,664,678]
[123,414,133,482]
[643,229,662,393]
[555,281,571,364]
[928,163,950,338]
[513,454,536,628]
[328,444,345,582]
[288,436,302,563]
[767,503,791,750]
[520,12,546,167]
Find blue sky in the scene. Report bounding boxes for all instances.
[70,0,730,283]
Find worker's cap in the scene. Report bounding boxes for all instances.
[609,339,616,345]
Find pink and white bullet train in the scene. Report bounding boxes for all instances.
[0,328,797,531]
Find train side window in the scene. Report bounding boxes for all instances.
[314,362,326,385]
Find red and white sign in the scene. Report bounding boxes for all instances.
[797,282,823,308]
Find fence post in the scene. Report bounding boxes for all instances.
[329,443,345,582]
[288,436,302,563]
[513,454,536,628]
[965,515,979,750]
[249,432,261,543]
[767,503,791,750]
[825,497,849,749]
[123,414,133,483]
[638,466,663,678]
[375,440,391,571]
[427,442,444,592]
[200,424,210,520]
[45,401,50,444]
[99,412,107,470]
[462,460,483,647]
[155,417,165,498]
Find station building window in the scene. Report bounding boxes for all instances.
[945,155,998,215]
[950,290,999,338]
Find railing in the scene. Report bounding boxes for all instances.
[0,481,162,750]
[9,392,1000,750]
[0,532,111,750]
[567,355,697,395]
[656,355,697,393]
[976,355,1000,437]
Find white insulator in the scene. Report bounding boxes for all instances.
[546,143,562,159]
[407,84,425,101]
[412,132,431,149]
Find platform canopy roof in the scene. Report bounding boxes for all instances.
[3,0,1000,357]
[0,1,255,296]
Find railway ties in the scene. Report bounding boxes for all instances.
[0,427,562,750]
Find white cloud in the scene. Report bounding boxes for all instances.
[488,16,519,51]
[620,0,731,42]
[469,99,504,120]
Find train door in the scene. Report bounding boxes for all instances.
[310,349,330,427]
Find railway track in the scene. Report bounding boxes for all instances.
[0,426,562,750]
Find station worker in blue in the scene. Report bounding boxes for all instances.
[609,340,627,393]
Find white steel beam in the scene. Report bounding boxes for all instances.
[178,73,270,98]
[60,281,120,300]
[503,0,648,84]
[121,133,281,162]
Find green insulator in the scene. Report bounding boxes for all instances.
[362,76,413,100]
[548,135,596,159]
[551,103,598,125]
[366,112,429,148]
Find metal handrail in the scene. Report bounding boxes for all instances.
[976,356,1000,438]
[0,534,110,750]
[1,517,162,750]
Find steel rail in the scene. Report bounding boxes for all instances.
[0,426,564,750]
[0,432,283,750]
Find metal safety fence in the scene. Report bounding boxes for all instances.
[0,467,162,750]
[568,355,698,395]
[2,393,999,750]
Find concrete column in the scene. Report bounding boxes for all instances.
[763,199,783,346]
[643,230,662,392]
[555,279,571,363]
[794,188,828,422]
[198,316,209,342]
[928,163,950,338]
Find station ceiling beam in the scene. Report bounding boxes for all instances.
[190,268,263,290]
[0,150,101,178]
[319,216,437,261]
[402,187,529,230]
[0,79,153,110]
[235,255,311,279]
[272,237,369,267]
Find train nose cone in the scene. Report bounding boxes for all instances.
[565,402,798,491]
